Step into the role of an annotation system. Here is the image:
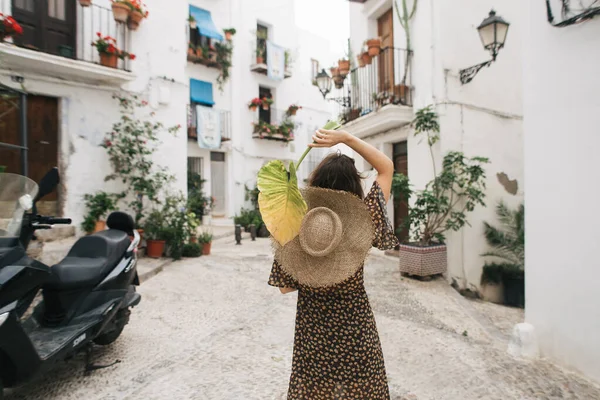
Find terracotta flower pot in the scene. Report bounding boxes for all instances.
[357,54,365,68]
[129,10,144,30]
[111,2,130,23]
[330,67,340,77]
[93,220,106,233]
[225,32,232,41]
[256,56,264,64]
[288,109,297,116]
[146,240,166,258]
[338,59,350,75]
[190,236,198,244]
[187,47,195,57]
[79,0,92,6]
[367,39,381,56]
[202,242,212,256]
[190,21,197,29]
[99,52,118,68]
[196,48,204,58]
[262,102,270,110]
[128,19,139,30]
[249,105,258,112]
[361,52,372,65]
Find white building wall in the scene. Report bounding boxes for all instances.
[524,0,600,383]
[0,0,189,232]
[347,0,524,293]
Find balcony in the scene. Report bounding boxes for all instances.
[0,0,134,86]
[249,40,292,79]
[251,107,296,142]
[331,47,413,138]
[188,106,231,144]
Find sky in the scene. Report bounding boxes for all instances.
[294,0,350,63]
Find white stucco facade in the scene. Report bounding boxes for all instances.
[346,0,524,295]
[524,0,600,383]
[0,0,335,229]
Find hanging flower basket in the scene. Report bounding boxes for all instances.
[262,97,273,110]
[79,0,92,6]
[128,10,145,30]
[248,98,262,111]
[111,2,131,23]
[338,59,350,76]
[367,38,381,56]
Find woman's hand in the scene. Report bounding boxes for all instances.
[309,129,351,148]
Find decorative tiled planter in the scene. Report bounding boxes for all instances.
[399,243,447,277]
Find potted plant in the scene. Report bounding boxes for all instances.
[79,0,92,6]
[189,15,197,29]
[110,0,131,23]
[360,51,372,66]
[206,45,217,63]
[0,14,23,42]
[144,210,168,258]
[224,28,236,41]
[366,38,381,56]
[128,3,149,31]
[256,45,265,64]
[357,54,365,68]
[481,202,525,307]
[81,192,117,234]
[187,42,196,58]
[248,97,262,111]
[286,104,301,116]
[92,33,135,68]
[338,58,350,76]
[198,230,213,255]
[399,106,489,278]
[262,97,273,110]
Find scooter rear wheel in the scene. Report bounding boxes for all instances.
[94,308,131,346]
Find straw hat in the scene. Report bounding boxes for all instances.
[274,186,374,288]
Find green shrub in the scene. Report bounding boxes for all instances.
[234,208,263,229]
[182,243,202,257]
[81,192,117,233]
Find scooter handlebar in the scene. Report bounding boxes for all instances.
[47,218,72,225]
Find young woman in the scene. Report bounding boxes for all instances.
[268,129,399,399]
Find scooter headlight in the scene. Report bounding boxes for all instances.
[0,312,9,327]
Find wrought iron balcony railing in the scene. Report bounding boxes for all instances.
[332,47,412,124]
[0,0,131,71]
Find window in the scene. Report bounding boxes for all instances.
[259,86,272,124]
[188,157,204,180]
[257,24,268,62]
[311,59,319,82]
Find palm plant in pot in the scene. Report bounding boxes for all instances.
[399,106,489,277]
[481,202,525,308]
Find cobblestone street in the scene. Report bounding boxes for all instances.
[6,236,600,400]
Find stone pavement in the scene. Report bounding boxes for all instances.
[6,236,600,400]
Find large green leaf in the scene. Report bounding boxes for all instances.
[257,160,307,245]
[257,119,342,246]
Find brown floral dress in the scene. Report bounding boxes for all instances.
[269,182,399,400]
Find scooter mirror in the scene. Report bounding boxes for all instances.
[34,167,60,203]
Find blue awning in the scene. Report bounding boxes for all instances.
[190,79,214,106]
[189,5,223,41]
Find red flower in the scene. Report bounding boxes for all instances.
[107,44,116,54]
[129,53,136,60]
[96,32,102,37]
[104,139,112,147]
[141,100,148,106]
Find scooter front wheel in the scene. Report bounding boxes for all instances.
[94,308,131,346]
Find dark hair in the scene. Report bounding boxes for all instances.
[309,153,364,198]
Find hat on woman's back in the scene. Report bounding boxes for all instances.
[274,186,374,288]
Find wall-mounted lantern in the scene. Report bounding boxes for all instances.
[459,10,510,84]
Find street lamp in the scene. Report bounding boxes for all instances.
[315,69,332,99]
[459,10,510,84]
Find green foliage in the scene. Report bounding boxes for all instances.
[224,28,236,35]
[391,172,411,206]
[394,0,417,84]
[244,185,260,210]
[103,93,181,225]
[198,230,213,244]
[182,242,202,257]
[0,166,5,173]
[187,170,211,217]
[215,41,233,92]
[81,192,118,233]
[143,210,170,241]
[482,202,525,268]
[150,195,200,260]
[234,208,263,230]
[407,107,489,246]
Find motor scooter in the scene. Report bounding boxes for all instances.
[0,168,141,397]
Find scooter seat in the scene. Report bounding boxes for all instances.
[46,230,131,290]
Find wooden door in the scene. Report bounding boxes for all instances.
[0,95,59,215]
[12,0,76,56]
[393,142,408,243]
[377,8,394,93]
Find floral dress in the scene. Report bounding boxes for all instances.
[269,181,399,400]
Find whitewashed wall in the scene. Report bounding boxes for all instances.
[347,0,524,293]
[524,0,600,383]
